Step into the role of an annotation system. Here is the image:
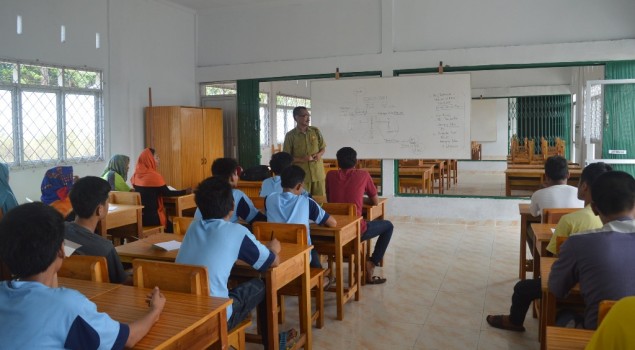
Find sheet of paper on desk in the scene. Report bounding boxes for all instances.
[167,185,176,191]
[551,228,556,234]
[64,239,82,257]
[153,240,181,251]
[108,205,118,212]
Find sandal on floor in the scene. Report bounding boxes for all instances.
[279,328,299,350]
[366,276,387,284]
[486,315,525,332]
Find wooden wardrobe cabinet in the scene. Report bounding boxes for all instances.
[145,106,223,189]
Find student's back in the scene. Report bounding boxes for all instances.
[0,280,127,349]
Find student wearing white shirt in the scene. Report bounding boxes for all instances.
[529,155,584,217]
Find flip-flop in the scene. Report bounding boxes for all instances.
[366,276,387,284]
[486,315,525,332]
[279,328,299,350]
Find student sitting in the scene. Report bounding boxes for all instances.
[529,155,583,217]
[326,147,393,284]
[260,152,310,198]
[0,163,18,215]
[549,171,635,329]
[0,202,165,349]
[266,165,336,268]
[586,296,635,350]
[102,154,132,192]
[194,158,266,224]
[41,165,75,219]
[131,148,189,232]
[486,162,611,332]
[64,176,129,284]
[176,177,297,350]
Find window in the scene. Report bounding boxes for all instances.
[586,84,603,143]
[0,59,103,167]
[276,95,311,144]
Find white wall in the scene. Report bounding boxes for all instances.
[479,99,509,160]
[1,0,197,203]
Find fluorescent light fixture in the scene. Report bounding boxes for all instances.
[60,25,66,43]
[17,15,22,34]
[96,33,100,49]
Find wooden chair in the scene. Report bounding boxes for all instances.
[235,181,262,197]
[109,191,163,241]
[58,255,110,283]
[311,195,327,205]
[315,203,366,285]
[133,259,251,350]
[542,208,578,224]
[173,216,196,236]
[251,222,326,328]
[598,300,617,325]
[250,196,265,211]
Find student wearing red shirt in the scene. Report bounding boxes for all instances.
[325,147,393,284]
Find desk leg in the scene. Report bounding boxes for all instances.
[354,223,361,302]
[540,291,556,349]
[506,176,511,196]
[519,216,527,280]
[219,308,229,350]
[336,236,344,321]
[300,251,312,350]
[266,273,279,350]
[135,209,143,237]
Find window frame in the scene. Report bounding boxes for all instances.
[0,58,104,168]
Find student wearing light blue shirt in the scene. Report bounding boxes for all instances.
[0,203,165,349]
[260,152,310,198]
[194,158,266,224]
[265,165,336,268]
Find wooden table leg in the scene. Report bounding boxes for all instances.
[354,227,361,302]
[219,308,229,350]
[266,273,278,350]
[336,236,344,321]
[520,215,527,280]
[300,251,312,350]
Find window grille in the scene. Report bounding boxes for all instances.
[0,59,103,168]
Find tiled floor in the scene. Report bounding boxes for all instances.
[246,218,541,350]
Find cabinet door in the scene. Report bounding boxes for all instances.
[180,108,205,189]
[202,108,224,179]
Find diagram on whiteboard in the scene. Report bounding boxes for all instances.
[311,74,471,159]
[338,90,426,153]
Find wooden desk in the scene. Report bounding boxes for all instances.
[97,204,143,239]
[94,285,231,350]
[232,244,313,350]
[58,277,121,299]
[362,197,386,221]
[163,194,196,217]
[116,235,313,350]
[540,257,582,348]
[115,233,182,264]
[545,326,593,350]
[236,181,263,197]
[519,204,541,280]
[310,215,362,320]
[505,168,582,196]
[530,223,556,280]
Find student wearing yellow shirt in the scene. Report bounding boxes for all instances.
[586,296,635,350]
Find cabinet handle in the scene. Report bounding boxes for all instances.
[201,158,205,165]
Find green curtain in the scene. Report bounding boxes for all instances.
[515,95,571,158]
[236,79,261,168]
[603,61,635,175]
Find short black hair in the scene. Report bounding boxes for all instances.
[281,165,305,189]
[69,176,110,219]
[580,162,613,187]
[195,177,234,219]
[544,155,569,181]
[591,171,635,216]
[293,106,308,117]
[211,158,239,182]
[270,152,294,174]
[336,147,357,169]
[0,202,65,278]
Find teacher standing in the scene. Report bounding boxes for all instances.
[283,106,326,196]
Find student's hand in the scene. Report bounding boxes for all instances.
[184,187,193,194]
[268,238,282,254]
[146,286,166,313]
[312,153,321,161]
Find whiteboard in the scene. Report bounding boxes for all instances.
[471,99,498,142]
[311,74,471,159]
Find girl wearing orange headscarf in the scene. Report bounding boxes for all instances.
[130,148,189,231]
